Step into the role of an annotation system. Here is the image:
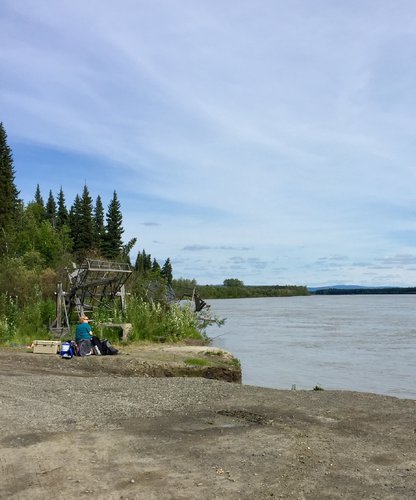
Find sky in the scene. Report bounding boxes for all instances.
[1,0,416,286]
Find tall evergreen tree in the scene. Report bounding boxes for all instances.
[145,253,152,271]
[93,195,105,253]
[161,258,173,285]
[135,249,144,273]
[102,191,124,259]
[69,194,82,253]
[152,258,161,274]
[45,189,57,227]
[0,122,20,255]
[56,187,68,228]
[34,184,44,206]
[32,184,45,222]
[75,185,94,257]
[135,249,151,273]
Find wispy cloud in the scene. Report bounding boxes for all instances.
[182,245,211,252]
[183,245,252,252]
[375,254,416,267]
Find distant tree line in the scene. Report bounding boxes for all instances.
[173,277,309,299]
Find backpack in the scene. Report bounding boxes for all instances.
[101,339,118,355]
[78,339,92,356]
[90,335,103,355]
[60,340,75,359]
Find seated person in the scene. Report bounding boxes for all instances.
[75,315,93,356]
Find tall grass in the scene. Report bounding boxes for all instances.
[0,294,206,345]
[0,291,55,345]
[126,296,202,342]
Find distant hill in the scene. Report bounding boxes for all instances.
[308,285,416,295]
[308,285,368,292]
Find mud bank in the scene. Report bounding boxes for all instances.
[0,344,242,382]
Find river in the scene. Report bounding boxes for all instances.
[209,295,416,399]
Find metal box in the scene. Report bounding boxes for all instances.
[32,340,60,354]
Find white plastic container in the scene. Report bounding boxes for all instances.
[32,340,60,354]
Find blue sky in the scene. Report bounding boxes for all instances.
[1,1,416,286]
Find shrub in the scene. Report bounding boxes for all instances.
[126,296,202,342]
[0,290,56,345]
[0,294,18,342]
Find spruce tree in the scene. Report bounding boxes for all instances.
[134,250,144,273]
[0,122,20,255]
[152,258,161,274]
[161,258,173,285]
[56,187,68,228]
[45,189,57,227]
[135,249,150,273]
[145,253,152,271]
[102,191,124,259]
[69,194,82,253]
[34,184,44,206]
[93,195,105,253]
[76,185,94,257]
[32,184,45,222]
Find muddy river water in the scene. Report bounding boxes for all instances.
[210,294,416,399]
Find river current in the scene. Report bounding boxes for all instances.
[209,295,416,399]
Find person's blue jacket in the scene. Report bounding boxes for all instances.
[75,322,92,342]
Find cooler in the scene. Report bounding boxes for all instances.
[32,340,61,354]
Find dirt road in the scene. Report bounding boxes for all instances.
[1,348,415,499]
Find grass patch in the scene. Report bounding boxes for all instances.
[184,357,210,366]
[205,350,225,357]
[229,357,241,367]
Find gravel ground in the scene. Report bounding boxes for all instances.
[1,350,416,499]
[1,374,238,432]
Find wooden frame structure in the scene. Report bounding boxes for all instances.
[49,259,133,336]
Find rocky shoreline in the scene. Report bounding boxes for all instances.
[1,347,415,499]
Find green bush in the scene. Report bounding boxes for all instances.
[126,296,202,342]
[0,294,18,342]
[0,291,55,345]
